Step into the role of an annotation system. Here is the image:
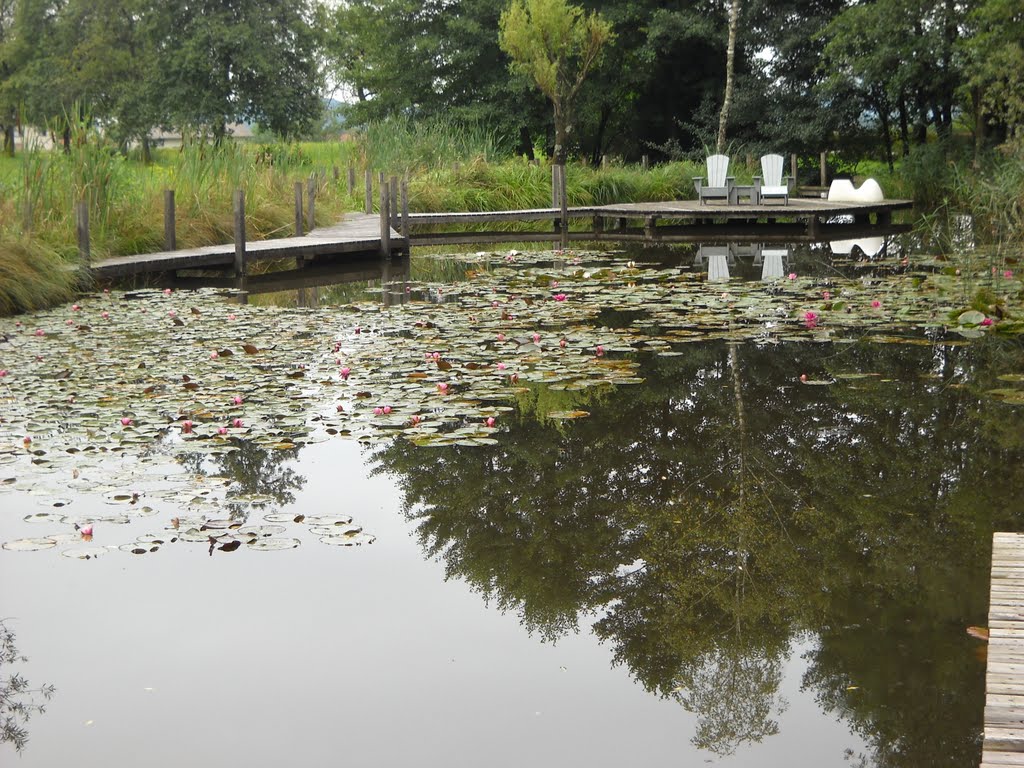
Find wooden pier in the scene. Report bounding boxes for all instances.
[89,197,911,282]
[406,197,912,246]
[982,532,1024,767]
[90,214,407,280]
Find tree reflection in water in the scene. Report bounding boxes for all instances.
[179,440,307,521]
[1,620,55,755]
[370,337,1024,767]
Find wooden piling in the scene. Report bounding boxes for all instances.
[379,182,390,257]
[294,182,303,236]
[365,169,373,214]
[306,176,316,232]
[75,201,90,263]
[791,154,798,189]
[233,189,246,278]
[641,155,649,171]
[163,190,176,251]
[551,164,560,208]
[820,151,827,187]
[389,176,399,231]
[332,165,339,182]
[558,164,568,249]
[348,164,356,196]
[400,178,409,240]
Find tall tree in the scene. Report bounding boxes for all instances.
[498,0,613,163]
[152,0,323,140]
[961,0,1024,145]
[716,0,740,153]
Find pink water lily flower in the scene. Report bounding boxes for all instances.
[383,406,392,414]
[181,420,194,433]
[409,414,422,426]
[871,300,881,308]
[210,351,218,359]
[340,366,351,380]
[554,293,567,302]
[497,362,507,370]
[822,291,831,300]
[373,407,384,416]
[101,311,110,319]
[437,382,449,393]
[497,333,505,341]
[233,395,243,405]
[981,317,994,326]
[78,523,93,537]
[804,311,819,329]
[559,338,567,348]
[532,332,541,343]
[787,273,797,280]
[120,417,133,426]
[232,418,244,428]
[163,288,172,295]
[218,426,228,435]
[1006,270,1014,279]
[486,417,496,428]
[72,304,81,311]
[0,370,7,377]
[336,404,345,413]
[595,345,605,356]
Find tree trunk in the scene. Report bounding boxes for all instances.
[878,105,894,171]
[3,125,14,157]
[553,101,567,165]
[518,126,535,160]
[716,0,741,154]
[141,135,152,164]
[898,95,910,156]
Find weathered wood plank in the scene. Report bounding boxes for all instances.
[986,532,1024,767]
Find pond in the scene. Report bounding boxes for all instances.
[1,237,1023,766]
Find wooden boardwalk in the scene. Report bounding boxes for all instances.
[91,214,406,279]
[89,197,911,281]
[407,197,912,246]
[983,532,1024,767]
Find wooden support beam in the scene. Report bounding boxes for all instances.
[364,169,373,214]
[389,176,399,231]
[75,201,90,263]
[294,182,303,236]
[820,151,828,187]
[379,182,390,257]
[232,189,247,278]
[644,215,657,240]
[306,176,316,232]
[400,178,410,240]
[163,190,176,251]
[348,164,356,196]
[558,164,568,249]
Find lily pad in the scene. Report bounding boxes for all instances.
[247,537,301,551]
[3,537,57,551]
[61,547,109,560]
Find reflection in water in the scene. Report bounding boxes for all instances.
[178,440,306,520]
[695,243,791,281]
[0,621,55,754]
[370,338,1024,766]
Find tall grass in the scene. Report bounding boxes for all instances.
[357,114,513,174]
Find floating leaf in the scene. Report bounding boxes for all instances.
[3,537,57,551]
[61,547,108,560]
[248,537,300,551]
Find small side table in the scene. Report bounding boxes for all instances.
[731,184,759,205]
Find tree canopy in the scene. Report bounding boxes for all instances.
[0,0,1017,159]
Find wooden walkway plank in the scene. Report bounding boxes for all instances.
[984,533,1024,765]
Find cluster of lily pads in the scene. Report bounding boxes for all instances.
[0,247,1020,558]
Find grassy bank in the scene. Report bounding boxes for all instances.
[0,118,1021,315]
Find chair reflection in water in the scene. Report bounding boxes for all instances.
[695,243,790,281]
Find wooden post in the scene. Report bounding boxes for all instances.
[75,201,90,263]
[163,190,176,251]
[233,189,246,278]
[593,215,604,236]
[551,164,560,208]
[364,169,373,214]
[644,215,656,240]
[389,176,399,230]
[400,177,409,240]
[601,154,608,169]
[348,164,356,196]
[820,151,827,187]
[558,163,568,249]
[790,154,798,188]
[379,181,390,257]
[641,154,649,171]
[306,176,316,232]
[294,181,303,236]
[332,165,339,182]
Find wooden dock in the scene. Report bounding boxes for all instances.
[406,197,912,246]
[88,197,911,282]
[982,532,1024,767]
[90,214,407,279]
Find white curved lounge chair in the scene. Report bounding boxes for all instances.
[827,178,884,203]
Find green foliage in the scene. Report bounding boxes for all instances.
[358,115,513,173]
[960,0,1024,141]
[499,0,614,162]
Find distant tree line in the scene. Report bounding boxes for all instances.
[0,0,1020,163]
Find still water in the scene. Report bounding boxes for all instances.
[1,238,1022,767]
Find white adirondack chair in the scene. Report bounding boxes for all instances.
[754,154,790,205]
[693,155,734,204]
